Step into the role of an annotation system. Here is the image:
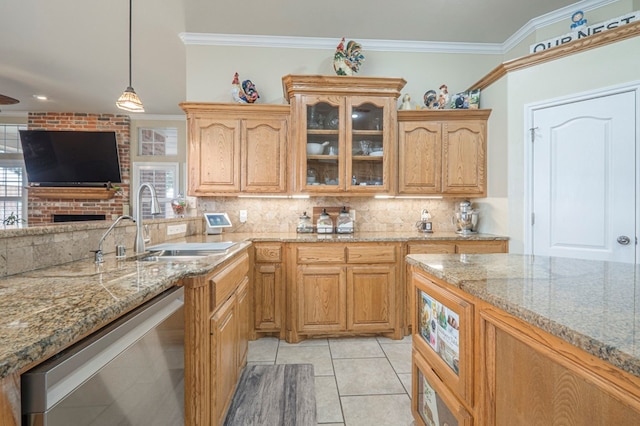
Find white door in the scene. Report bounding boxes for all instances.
[531,90,636,262]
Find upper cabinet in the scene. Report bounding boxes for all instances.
[180,103,289,196]
[283,75,406,195]
[398,109,490,197]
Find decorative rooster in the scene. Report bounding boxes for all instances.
[333,37,365,76]
[231,72,259,103]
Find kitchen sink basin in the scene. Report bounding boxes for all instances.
[135,242,238,262]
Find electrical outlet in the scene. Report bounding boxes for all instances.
[239,210,248,223]
[349,209,356,221]
[167,223,187,236]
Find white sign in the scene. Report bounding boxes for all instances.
[530,11,639,53]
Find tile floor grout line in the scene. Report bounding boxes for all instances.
[327,337,347,425]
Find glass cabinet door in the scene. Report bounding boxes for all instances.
[304,100,342,190]
[348,99,386,191]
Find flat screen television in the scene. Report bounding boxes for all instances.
[19,130,122,187]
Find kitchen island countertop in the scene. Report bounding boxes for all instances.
[406,253,640,379]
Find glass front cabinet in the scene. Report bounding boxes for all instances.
[283,75,406,195]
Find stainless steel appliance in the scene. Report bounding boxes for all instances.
[453,200,479,234]
[22,287,184,426]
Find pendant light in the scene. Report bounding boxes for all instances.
[116,0,144,112]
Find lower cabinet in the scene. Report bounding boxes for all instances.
[288,242,402,342]
[183,249,250,426]
[253,243,285,338]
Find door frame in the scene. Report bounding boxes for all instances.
[523,81,640,262]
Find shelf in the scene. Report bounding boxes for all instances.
[28,187,118,200]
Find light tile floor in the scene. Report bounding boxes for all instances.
[247,336,415,426]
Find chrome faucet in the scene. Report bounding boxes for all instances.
[94,215,134,263]
[134,183,161,254]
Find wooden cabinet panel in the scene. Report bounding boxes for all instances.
[456,240,507,254]
[480,309,640,425]
[347,244,397,263]
[296,265,347,333]
[211,292,238,426]
[242,118,288,193]
[190,118,241,194]
[254,263,283,332]
[398,121,442,194]
[210,252,250,311]
[443,120,486,195]
[348,265,396,332]
[296,245,346,263]
[236,277,250,369]
[255,244,282,262]
[407,242,456,254]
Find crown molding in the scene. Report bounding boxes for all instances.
[180,0,619,56]
[179,33,503,55]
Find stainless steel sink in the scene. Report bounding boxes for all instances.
[136,242,238,262]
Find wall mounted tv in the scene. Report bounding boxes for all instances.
[19,130,122,187]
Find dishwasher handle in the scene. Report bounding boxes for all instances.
[21,286,184,414]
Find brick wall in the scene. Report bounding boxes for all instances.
[26,113,131,225]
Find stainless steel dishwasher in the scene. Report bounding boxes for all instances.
[21,286,184,426]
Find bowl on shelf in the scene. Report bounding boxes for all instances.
[370,148,383,156]
[307,141,330,155]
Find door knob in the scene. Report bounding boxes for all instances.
[617,235,631,245]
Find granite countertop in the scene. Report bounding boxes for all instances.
[406,253,640,379]
[0,231,505,380]
[0,240,251,379]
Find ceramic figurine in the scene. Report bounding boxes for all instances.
[400,93,412,110]
[333,37,365,76]
[437,84,449,109]
[231,72,260,103]
[423,90,437,109]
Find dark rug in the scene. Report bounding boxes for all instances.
[224,364,316,426]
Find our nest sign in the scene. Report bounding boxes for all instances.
[530,11,639,53]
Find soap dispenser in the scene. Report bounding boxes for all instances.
[316,208,334,234]
[336,206,354,234]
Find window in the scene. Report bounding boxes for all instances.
[138,128,178,156]
[0,124,27,226]
[132,162,180,219]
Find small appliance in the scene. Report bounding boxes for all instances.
[204,212,232,234]
[453,200,479,234]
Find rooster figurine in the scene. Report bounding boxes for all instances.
[333,37,365,76]
[231,72,260,103]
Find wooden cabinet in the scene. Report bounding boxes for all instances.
[282,75,405,195]
[398,109,490,196]
[288,242,402,342]
[407,239,508,255]
[180,103,289,196]
[182,249,251,426]
[253,243,285,338]
[479,307,640,425]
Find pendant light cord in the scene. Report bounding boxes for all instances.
[128,0,132,87]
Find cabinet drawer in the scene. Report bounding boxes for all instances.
[297,245,346,263]
[456,240,507,254]
[407,243,456,254]
[210,252,250,310]
[347,245,397,263]
[255,244,282,262]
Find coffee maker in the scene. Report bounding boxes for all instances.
[453,200,479,234]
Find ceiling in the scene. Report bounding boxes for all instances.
[0,0,590,116]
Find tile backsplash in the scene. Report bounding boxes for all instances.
[199,197,464,234]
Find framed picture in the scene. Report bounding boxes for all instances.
[449,89,480,109]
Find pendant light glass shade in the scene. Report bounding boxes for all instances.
[117,0,144,112]
[117,86,144,112]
